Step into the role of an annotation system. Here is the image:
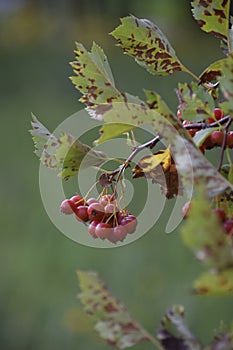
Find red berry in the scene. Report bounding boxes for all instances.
[100,194,115,207]
[113,225,128,241]
[87,203,105,222]
[223,219,233,236]
[70,195,85,206]
[210,131,224,146]
[95,222,113,239]
[75,206,89,222]
[117,210,130,224]
[213,208,226,222]
[60,199,75,214]
[121,215,137,234]
[213,108,224,120]
[202,135,214,150]
[227,132,233,148]
[88,221,99,238]
[86,197,99,205]
[105,203,119,215]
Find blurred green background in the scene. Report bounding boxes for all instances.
[1,1,233,349]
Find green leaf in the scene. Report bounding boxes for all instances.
[157,305,202,350]
[219,54,233,114]
[181,185,233,270]
[194,269,233,295]
[30,113,57,159]
[111,15,185,76]
[70,42,122,108]
[191,0,230,40]
[97,123,134,144]
[144,89,174,119]
[175,82,215,121]
[77,270,150,349]
[30,116,106,179]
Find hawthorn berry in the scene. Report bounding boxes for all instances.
[86,197,99,205]
[214,108,224,120]
[75,205,89,222]
[88,220,99,238]
[113,225,128,241]
[227,132,233,148]
[70,195,85,206]
[213,208,226,223]
[121,215,137,233]
[210,131,224,146]
[60,199,75,214]
[100,194,115,207]
[223,218,233,236]
[95,222,113,239]
[87,202,105,222]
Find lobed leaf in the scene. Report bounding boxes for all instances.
[191,0,230,40]
[193,269,233,295]
[70,42,122,108]
[30,116,106,179]
[175,82,215,121]
[181,185,233,270]
[77,270,149,349]
[157,305,202,350]
[111,15,185,76]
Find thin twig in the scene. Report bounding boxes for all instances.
[112,136,160,196]
[217,117,233,171]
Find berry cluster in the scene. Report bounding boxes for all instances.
[182,202,233,236]
[60,194,137,243]
[213,208,233,236]
[178,108,233,152]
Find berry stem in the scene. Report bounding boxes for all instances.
[217,117,233,171]
[111,135,160,196]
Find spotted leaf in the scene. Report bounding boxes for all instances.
[30,116,106,179]
[111,15,186,76]
[157,305,202,350]
[194,269,233,295]
[175,82,215,121]
[191,0,230,40]
[77,270,150,349]
[181,185,233,270]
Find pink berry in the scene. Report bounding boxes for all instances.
[113,225,128,241]
[100,194,115,207]
[95,223,113,239]
[223,219,233,236]
[60,199,75,215]
[86,197,99,205]
[75,206,89,222]
[87,203,105,222]
[88,221,98,238]
[70,195,85,206]
[105,203,119,214]
[121,215,137,234]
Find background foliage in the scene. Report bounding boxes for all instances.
[1,1,233,349]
